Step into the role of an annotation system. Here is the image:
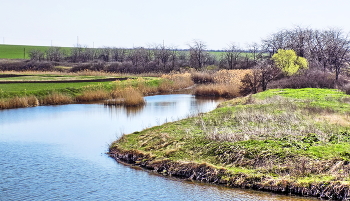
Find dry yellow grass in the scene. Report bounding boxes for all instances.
[39,93,74,105]
[0,96,39,109]
[315,114,350,127]
[159,73,194,92]
[76,89,110,102]
[110,87,145,106]
[214,69,252,85]
[194,84,240,97]
[194,70,252,98]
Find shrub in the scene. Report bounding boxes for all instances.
[269,70,347,89]
[343,84,350,95]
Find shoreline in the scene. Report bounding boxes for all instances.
[108,88,350,200]
[108,147,350,200]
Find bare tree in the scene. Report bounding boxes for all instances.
[28,49,45,61]
[111,47,127,62]
[240,60,281,94]
[152,43,171,69]
[248,42,264,63]
[98,47,111,62]
[188,40,208,69]
[46,46,64,62]
[319,29,350,80]
[221,43,241,69]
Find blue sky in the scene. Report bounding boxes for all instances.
[1,0,350,49]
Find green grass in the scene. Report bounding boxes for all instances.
[0,82,114,98]
[0,74,116,81]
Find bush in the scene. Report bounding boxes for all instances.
[0,61,54,71]
[342,84,350,95]
[269,70,348,89]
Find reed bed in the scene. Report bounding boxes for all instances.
[193,69,252,98]
[108,87,145,106]
[76,89,111,102]
[0,96,39,109]
[194,84,240,98]
[158,73,194,92]
[39,92,74,105]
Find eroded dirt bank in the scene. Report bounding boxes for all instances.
[108,147,350,200]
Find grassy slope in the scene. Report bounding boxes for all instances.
[111,88,350,194]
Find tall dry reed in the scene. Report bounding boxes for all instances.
[76,89,111,102]
[194,84,240,97]
[109,87,145,106]
[158,73,194,92]
[0,96,39,109]
[39,93,74,105]
[193,69,252,98]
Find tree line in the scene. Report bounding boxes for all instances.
[27,27,349,79]
[27,41,263,73]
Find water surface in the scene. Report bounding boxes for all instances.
[0,94,316,200]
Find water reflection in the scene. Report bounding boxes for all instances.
[104,104,146,117]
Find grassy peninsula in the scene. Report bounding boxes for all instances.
[109,88,350,200]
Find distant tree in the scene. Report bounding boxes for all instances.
[221,43,241,69]
[152,43,171,69]
[111,47,127,62]
[98,47,111,62]
[188,40,208,69]
[247,42,264,63]
[28,49,45,61]
[271,49,308,76]
[46,46,64,62]
[315,29,350,80]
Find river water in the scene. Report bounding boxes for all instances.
[0,94,316,201]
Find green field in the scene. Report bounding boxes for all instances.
[0,44,71,59]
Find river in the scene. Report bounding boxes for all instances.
[0,94,316,200]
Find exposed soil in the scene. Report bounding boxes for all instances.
[108,147,350,200]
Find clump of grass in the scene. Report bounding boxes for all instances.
[133,77,159,95]
[158,73,194,92]
[0,95,39,109]
[194,84,240,98]
[109,87,145,106]
[39,92,74,105]
[192,69,253,98]
[76,89,110,102]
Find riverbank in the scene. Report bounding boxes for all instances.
[109,88,350,200]
[0,71,194,109]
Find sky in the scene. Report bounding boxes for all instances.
[1,0,350,50]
